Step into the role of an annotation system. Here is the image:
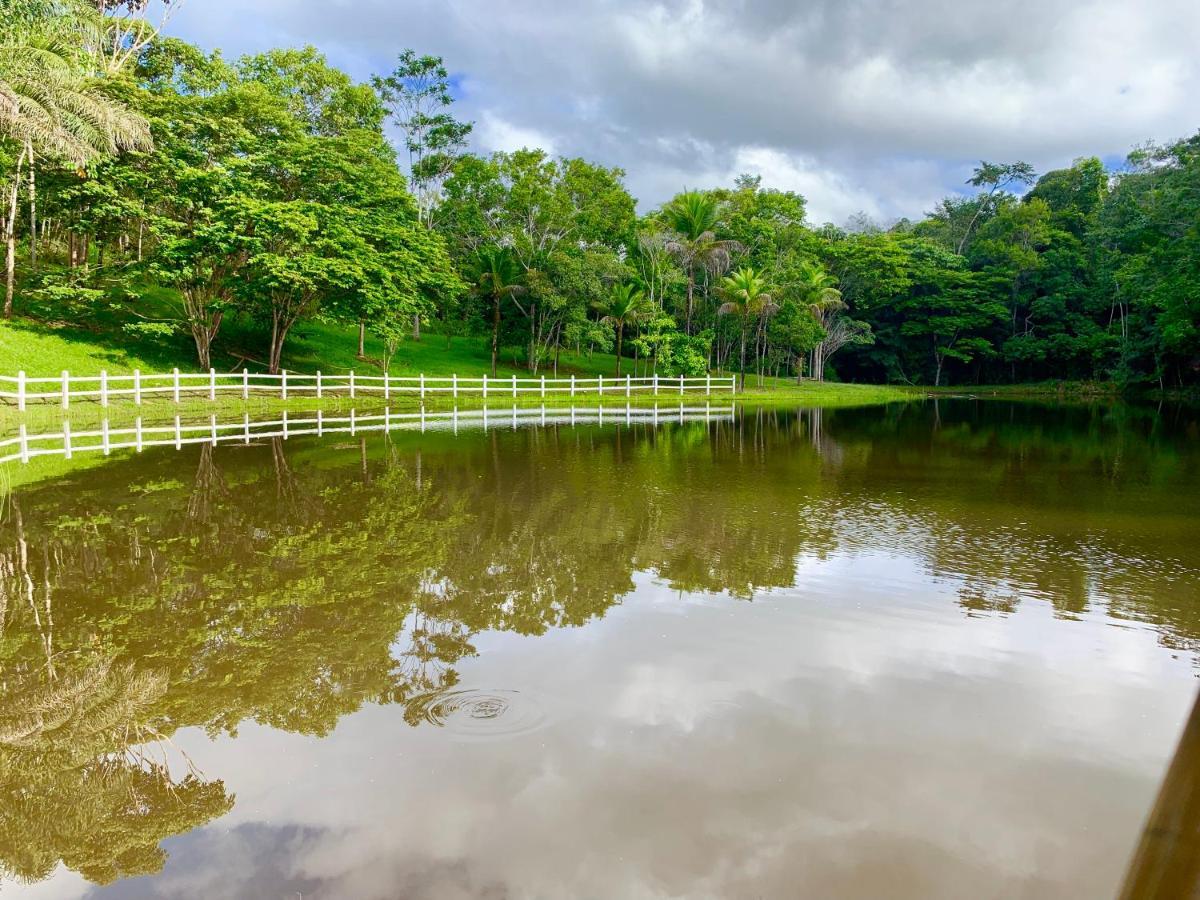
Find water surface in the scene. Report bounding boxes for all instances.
[1,400,1198,899]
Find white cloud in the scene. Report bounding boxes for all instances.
[476,112,558,157]
[165,0,1200,217]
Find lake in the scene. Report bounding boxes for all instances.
[1,400,1197,899]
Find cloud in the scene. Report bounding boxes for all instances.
[165,0,1200,219]
[476,112,557,157]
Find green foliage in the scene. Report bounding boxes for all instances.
[1,22,1197,391]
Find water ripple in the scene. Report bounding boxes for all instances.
[405,688,549,741]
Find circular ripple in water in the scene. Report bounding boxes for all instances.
[405,688,549,741]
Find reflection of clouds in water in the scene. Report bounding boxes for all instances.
[53,550,1195,900]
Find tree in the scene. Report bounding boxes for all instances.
[1,0,150,317]
[662,190,741,333]
[373,51,473,226]
[955,160,1037,255]
[717,265,776,389]
[472,245,525,376]
[593,281,648,376]
[796,260,845,381]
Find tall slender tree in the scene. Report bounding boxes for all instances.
[473,246,525,376]
[662,190,740,334]
[717,266,776,390]
[593,281,648,376]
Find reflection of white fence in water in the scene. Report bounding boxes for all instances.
[0,403,736,465]
[0,368,737,410]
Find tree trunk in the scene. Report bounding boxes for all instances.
[357,319,366,357]
[490,293,500,377]
[685,271,695,335]
[27,142,36,271]
[4,147,26,320]
[528,300,537,372]
[738,319,747,391]
[412,313,421,341]
[615,323,623,377]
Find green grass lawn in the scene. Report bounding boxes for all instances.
[2,292,915,424]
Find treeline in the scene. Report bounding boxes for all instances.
[2,1,1197,387]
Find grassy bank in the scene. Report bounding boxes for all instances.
[920,380,1122,399]
[2,307,914,430]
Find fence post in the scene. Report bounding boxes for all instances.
[19,424,28,464]
[599,376,604,397]
[706,372,711,395]
[541,375,546,398]
[63,420,72,460]
[512,374,517,398]
[731,375,737,395]
[210,413,218,446]
[209,367,216,402]
[282,410,288,440]
[316,370,322,399]
[350,407,356,436]
[244,412,250,444]
[386,372,392,401]
[570,374,576,398]
[653,373,659,396]
[172,368,180,404]
[349,370,356,399]
[243,368,249,401]
[281,369,288,401]
[679,374,684,396]
[627,374,631,398]
[483,374,488,399]
[419,373,425,400]
[100,370,108,408]
[452,373,458,399]
[17,370,26,412]
[61,370,69,410]
[175,415,182,450]
[133,369,141,406]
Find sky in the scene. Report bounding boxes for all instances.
[164,0,1200,225]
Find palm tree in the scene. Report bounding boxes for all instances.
[1,2,152,317]
[593,282,647,377]
[717,266,776,391]
[473,246,525,376]
[796,261,845,382]
[661,190,740,334]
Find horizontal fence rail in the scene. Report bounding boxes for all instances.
[0,403,736,465]
[0,369,737,410]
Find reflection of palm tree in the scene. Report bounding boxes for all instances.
[0,659,233,886]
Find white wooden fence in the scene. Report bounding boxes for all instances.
[0,402,736,465]
[0,369,736,410]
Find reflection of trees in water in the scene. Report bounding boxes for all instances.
[0,656,232,886]
[0,402,1197,886]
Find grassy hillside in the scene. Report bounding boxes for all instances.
[1,282,913,430]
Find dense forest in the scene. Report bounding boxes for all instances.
[2,0,1198,388]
